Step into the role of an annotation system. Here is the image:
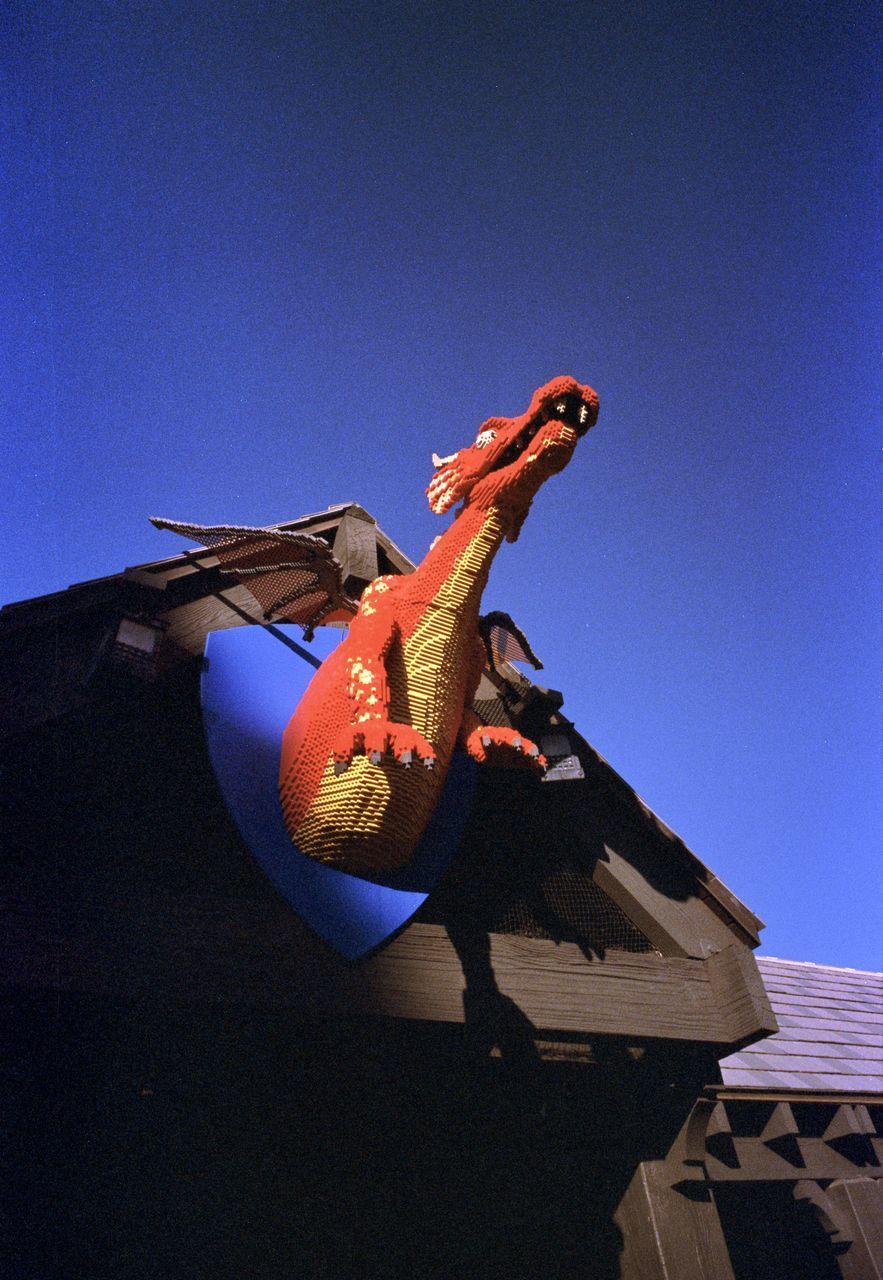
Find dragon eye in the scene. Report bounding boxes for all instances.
[475,429,497,449]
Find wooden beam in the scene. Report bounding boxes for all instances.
[362,927,736,1041]
[593,843,741,960]
[615,1160,735,1280]
[579,740,764,947]
[703,1135,883,1183]
[706,943,778,1047]
[713,1086,883,1106]
[332,509,380,585]
[825,1179,883,1280]
[161,581,266,653]
[3,894,772,1049]
[679,1097,883,1183]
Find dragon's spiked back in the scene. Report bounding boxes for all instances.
[426,376,599,538]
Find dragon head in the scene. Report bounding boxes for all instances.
[426,376,599,538]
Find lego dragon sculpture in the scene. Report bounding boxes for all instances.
[152,375,599,874]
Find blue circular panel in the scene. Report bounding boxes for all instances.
[201,624,475,959]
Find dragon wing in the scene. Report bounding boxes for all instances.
[478,610,544,673]
[150,517,358,640]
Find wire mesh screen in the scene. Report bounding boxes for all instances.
[490,868,654,952]
[420,667,661,955]
[420,859,656,955]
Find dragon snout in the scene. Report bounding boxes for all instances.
[546,390,598,437]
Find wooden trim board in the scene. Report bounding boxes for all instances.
[3,894,773,1050]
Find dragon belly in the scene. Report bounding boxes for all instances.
[275,616,468,870]
[279,617,470,874]
[288,752,444,873]
[280,509,504,874]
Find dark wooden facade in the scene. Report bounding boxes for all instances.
[2,504,880,1279]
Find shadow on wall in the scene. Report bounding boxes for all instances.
[1,660,722,1280]
[420,735,697,970]
[7,988,636,1280]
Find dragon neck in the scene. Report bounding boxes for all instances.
[414,503,507,614]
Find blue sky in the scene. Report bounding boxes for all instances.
[3,1,879,968]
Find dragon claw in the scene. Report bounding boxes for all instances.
[333,721,435,770]
[465,725,545,771]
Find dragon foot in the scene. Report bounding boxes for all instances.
[464,725,546,771]
[333,720,436,771]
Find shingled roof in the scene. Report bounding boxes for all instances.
[720,957,883,1095]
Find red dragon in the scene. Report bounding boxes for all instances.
[153,375,599,874]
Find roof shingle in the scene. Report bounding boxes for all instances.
[720,957,883,1094]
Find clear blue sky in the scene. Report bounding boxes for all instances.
[3,1,879,969]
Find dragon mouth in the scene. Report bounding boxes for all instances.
[490,393,595,472]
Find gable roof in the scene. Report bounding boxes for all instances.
[0,503,413,643]
[0,502,765,962]
[720,957,883,1095]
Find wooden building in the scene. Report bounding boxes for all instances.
[2,503,881,1279]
